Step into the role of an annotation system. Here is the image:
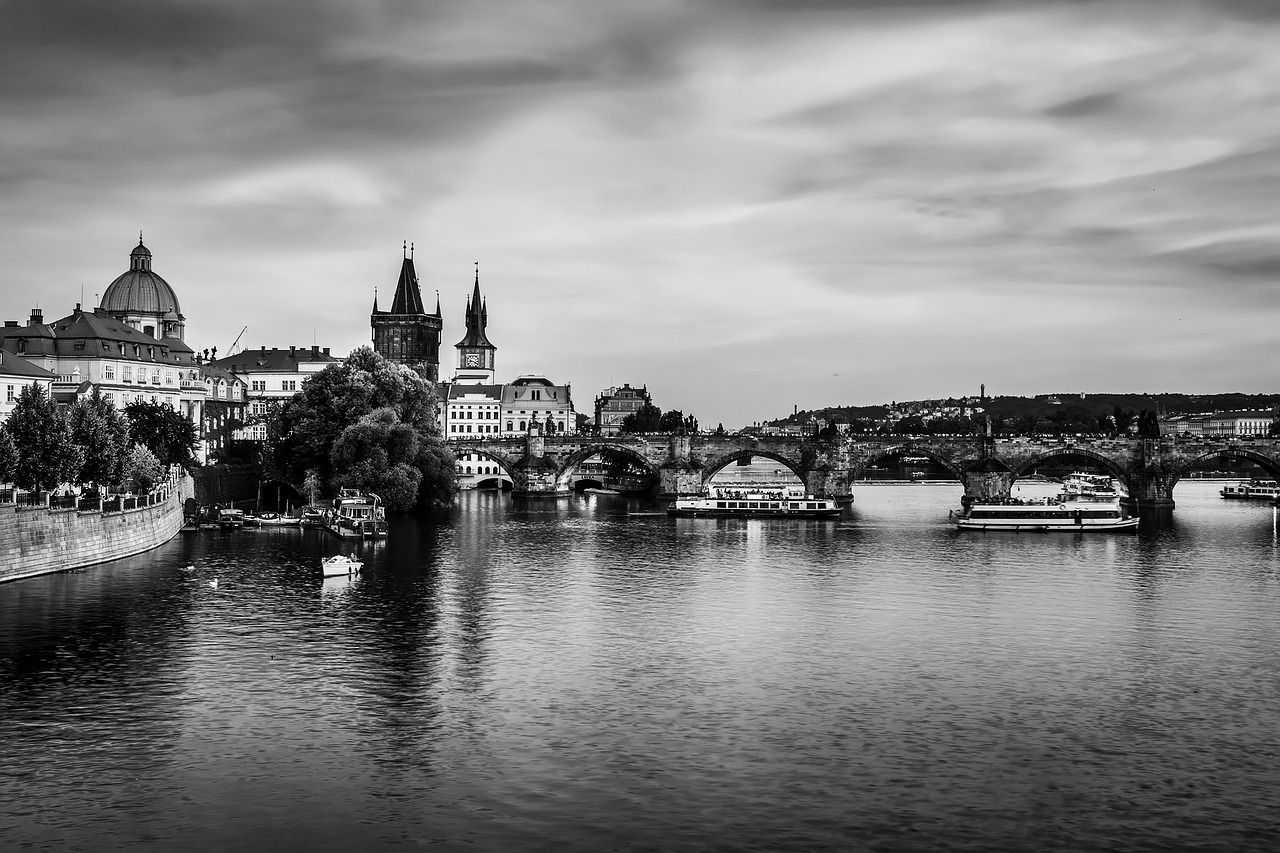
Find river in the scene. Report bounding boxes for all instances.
[2,480,1279,851]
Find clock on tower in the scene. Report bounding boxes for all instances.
[465,352,480,368]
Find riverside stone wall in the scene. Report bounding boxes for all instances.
[0,471,195,584]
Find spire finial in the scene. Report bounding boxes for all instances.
[474,261,479,284]
[139,229,144,244]
[410,242,414,259]
[402,240,406,258]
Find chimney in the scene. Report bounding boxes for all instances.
[312,345,319,354]
[323,347,330,355]
[260,345,266,353]
[29,308,43,326]
[4,320,17,327]
[290,345,296,356]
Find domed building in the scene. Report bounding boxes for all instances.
[100,237,186,341]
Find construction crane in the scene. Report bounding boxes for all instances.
[229,326,247,355]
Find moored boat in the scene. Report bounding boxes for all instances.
[218,507,247,528]
[327,489,388,538]
[321,554,362,577]
[252,511,301,526]
[668,484,842,519]
[1220,479,1280,501]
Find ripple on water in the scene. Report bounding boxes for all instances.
[3,482,1280,851]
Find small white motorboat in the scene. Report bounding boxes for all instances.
[321,555,362,577]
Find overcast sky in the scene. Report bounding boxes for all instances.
[3,0,1278,428]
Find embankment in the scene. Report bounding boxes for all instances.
[0,471,195,584]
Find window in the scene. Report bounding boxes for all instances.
[506,421,513,431]
[5,385,13,403]
[531,389,541,401]
[104,365,115,381]
[282,380,297,392]
[519,421,526,431]
[251,381,266,392]
[122,366,133,383]
[217,383,226,399]
[451,425,457,433]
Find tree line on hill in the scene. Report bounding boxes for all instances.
[772,392,1280,438]
[0,386,196,495]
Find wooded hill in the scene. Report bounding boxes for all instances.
[772,393,1280,430]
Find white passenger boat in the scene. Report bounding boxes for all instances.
[955,485,1138,533]
[1220,479,1280,501]
[321,555,363,577]
[1061,472,1122,501]
[327,489,388,538]
[668,484,842,519]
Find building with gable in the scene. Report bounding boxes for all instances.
[370,244,442,381]
[594,384,651,436]
[0,350,56,423]
[204,345,341,441]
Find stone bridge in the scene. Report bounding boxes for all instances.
[450,427,1280,511]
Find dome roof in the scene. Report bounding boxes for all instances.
[100,239,182,317]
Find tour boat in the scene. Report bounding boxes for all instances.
[321,554,362,577]
[327,489,388,538]
[299,507,326,527]
[955,485,1138,533]
[1219,479,1280,501]
[668,484,843,519]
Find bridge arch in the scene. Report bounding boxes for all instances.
[1014,447,1129,487]
[853,444,965,482]
[1165,445,1280,487]
[452,447,519,482]
[552,443,661,493]
[699,449,806,486]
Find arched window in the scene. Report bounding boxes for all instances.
[519,421,526,431]
[465,466,471,474]
[506,421,513,431]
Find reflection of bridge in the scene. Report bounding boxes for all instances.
[451,429,1280,512]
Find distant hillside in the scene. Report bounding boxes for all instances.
[770,393,1280,428]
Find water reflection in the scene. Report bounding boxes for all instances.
[3,482,1280,851]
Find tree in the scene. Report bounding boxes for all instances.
[0,426,17,484]
[620,402,663,433]
[122,444,164,493]
[329,408,425,511]
[5,384,83,492]
[272,347,454,508]
[125,400,196,466]
[892,415,929,435]
[68,388,130,488]
[658,409,686,433]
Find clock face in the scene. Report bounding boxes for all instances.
[465,353,480,368]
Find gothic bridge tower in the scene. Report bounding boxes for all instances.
[453,265,496,384]
[370,242,443,381]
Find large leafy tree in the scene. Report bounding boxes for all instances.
[620,402,663,433]
[272,347,455,508]
[6,384,84,492]
[68,387,130,488]
[125,400,197,466]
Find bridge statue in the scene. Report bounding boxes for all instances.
[453,422,1280,516]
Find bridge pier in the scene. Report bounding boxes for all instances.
[961,458,1014,507]
[805,467,854,504]
[511,425,569,498]
[1124,470,1177,512]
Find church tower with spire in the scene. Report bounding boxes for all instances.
[452,265,496,384]
[370,242,443,381]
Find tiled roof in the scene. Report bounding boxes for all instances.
[207,346,341,374]
[0,350,56,380]
[445,383,503,401]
